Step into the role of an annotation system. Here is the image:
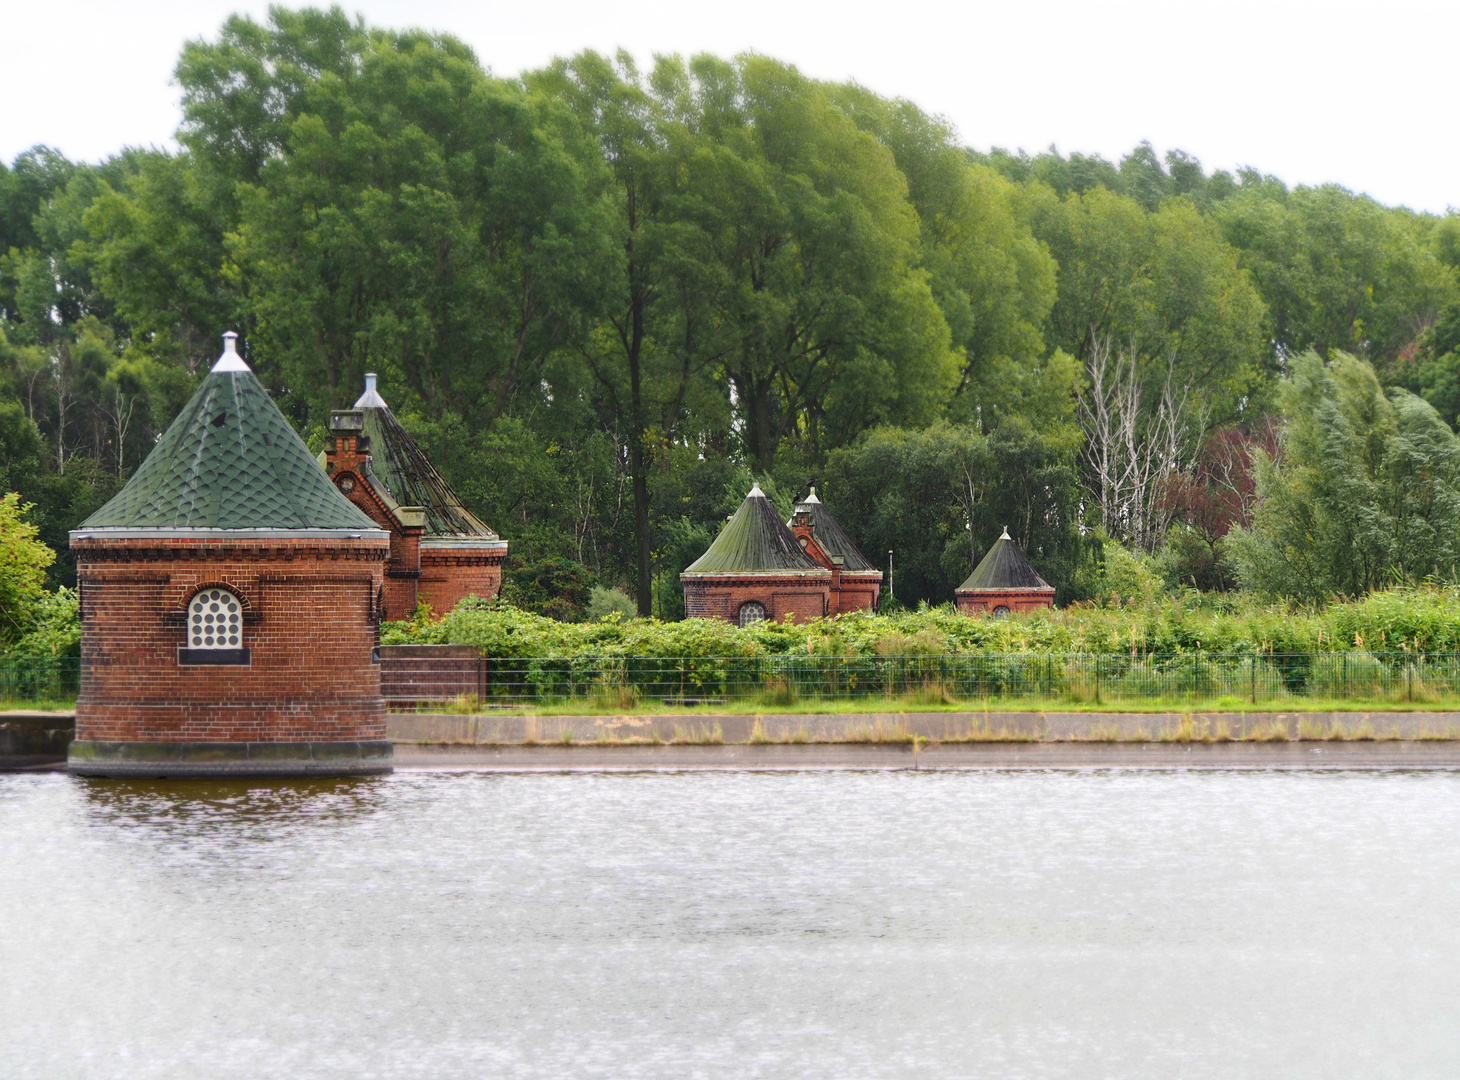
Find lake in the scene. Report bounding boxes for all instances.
[3,768,1458,1078]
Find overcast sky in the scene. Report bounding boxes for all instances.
[2,0,1454,213]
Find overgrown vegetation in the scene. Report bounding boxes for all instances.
[384,586,1460,658]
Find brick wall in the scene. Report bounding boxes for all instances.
[73,534,389,743]
[683,574,831,624]
[419,546,505,618]
[955,588,1055,616]
[833,572,882,615]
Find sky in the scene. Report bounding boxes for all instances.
[2,0,1455,213]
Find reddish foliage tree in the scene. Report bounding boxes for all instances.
[1162,420,1281,589]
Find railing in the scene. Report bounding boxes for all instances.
[0,657,81,708]
[11,652,1460,710]
[467,653,1460,707]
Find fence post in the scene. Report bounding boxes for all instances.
[1094,654,1101,705]
[1251,653,1256,704]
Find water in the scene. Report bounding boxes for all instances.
[3,768,1459,1079]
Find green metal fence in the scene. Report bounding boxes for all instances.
[12,653,1460,709]
[478,652,1460,706]
[0,657,80,707]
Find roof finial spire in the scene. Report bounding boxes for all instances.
[748,481,765,498]
[211,331,249,373]
[1000,526,1011,540]
[354,372,388,409]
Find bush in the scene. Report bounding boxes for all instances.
[499,557,596,622]
[586,586,637,621]
[383,584,1460,660]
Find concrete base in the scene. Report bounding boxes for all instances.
[67,740,394,778]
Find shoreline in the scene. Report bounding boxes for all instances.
[393,740,1460,771]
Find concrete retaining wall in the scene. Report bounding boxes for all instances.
[0,712,75,767]
[387,709,1460,745]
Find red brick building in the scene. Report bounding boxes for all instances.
[955,528,1056,616]
[681,485,831,624]
[68,334,394,778]
[788,488,882,614]
[324,374,507,621]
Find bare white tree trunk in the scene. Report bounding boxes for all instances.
[1078,334,1201,554]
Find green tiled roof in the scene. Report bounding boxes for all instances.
[958,530,1053,591]
[683,486,827,575]
[794,488,877,572]
[81,351,380,532]
[359,403,499,540]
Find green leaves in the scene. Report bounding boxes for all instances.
[1229,351,1460,599]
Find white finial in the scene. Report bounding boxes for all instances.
[353,371,388,409]
[804,486,821,504]
[748,482,765,498]
[1000,526,1011,540]
[211,331,249,373]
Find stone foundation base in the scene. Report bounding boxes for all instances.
[67,740,393,778]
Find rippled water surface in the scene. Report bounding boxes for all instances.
[3,768,1460,1079]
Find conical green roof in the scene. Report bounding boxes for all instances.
[683,485,827,575]
[793,488,876,572]
[958,529,1053,591]
[80,336,380,532]
[353,375,499,540]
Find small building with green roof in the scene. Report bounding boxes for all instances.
[955,528,1055,616]
[681,484,831,625]
[788,487,883,614]
[68,333,394,778]
[324,373,507,621]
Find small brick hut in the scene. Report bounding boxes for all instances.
[324,374,506,621]
[955,528,1056,616]
[682,484,831,625]
[68,333,394,778]
[788,488,882,614]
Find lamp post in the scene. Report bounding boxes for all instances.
[887,549,894,602]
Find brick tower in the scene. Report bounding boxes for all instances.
[955,528,1056,616]
[324,374,507,621]
[787,487,883,614]
[68,333,393,778]
[681,484,831,625]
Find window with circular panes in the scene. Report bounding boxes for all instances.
[992,605,1011,618]
[738,601,766,627]
[189,589,243,649]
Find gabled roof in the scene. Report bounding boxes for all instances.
[683,484,827,575]
[80,335,380,532]
[353,375,500,541]
[958,529,1054,591]
[793,487,877,573]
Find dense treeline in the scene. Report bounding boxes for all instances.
[3,5,1460,623]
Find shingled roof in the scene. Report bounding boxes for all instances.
[352,375,500,540]
[958,529,1054,591]
[793,488,876,572]
[683,484,828,575]
[79,335,380,532]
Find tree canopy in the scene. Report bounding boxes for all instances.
[2,5,1458,613]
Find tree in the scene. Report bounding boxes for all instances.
[0,493,56,645]
[1227,351,1460,599]
[1216,182,1458,369]
[823,419,1082,606]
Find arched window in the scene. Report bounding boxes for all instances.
[738,601,766,627]
[189,588,243,649]
[992,605,1011,618]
